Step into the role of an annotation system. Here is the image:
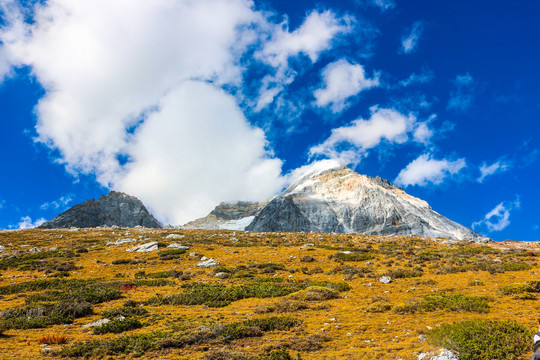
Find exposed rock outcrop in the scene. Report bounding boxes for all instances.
[246,165,489,242]
[183,201,264,230]
[39,192,162,229]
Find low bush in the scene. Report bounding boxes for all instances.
[287,286,339,301]
[159,249,186,260]
[0,301,93,330]
[102,306,148,318]
[150,278,349,307]
[383,267,423,278]
[26,286,123,304]
[255,299,310,314]
[93,318,142,334]
[393,294,489,314]
[500,281,540,295]
[58,317,300,358]
[427,319,533,360]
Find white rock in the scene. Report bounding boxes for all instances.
[379,276,392,284]
[167,243,190,250]
[166,234,185,239]
[107,238,138,245]
[214,272,230,279]
[432,349,460,360]
[83,318,110,328]
[200,256,208,261]
[127,242,158,252]
[197,259,220,268]
[189,252,197,257]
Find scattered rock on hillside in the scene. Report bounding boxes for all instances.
[379,276,392,284]
[127,242,158,252]
[197,259,220,268]
[165,234,184,239]
[39,191,162,229]
[167,243,190,250]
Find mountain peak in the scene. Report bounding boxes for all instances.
[247,167,489,242]
[39,191,162,229]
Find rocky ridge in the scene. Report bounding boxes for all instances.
[183,201,264,230]
[245,165,489,242]
[39,191,162,229]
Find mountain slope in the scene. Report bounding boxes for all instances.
[246,165,489,242]
[39,191,162,229]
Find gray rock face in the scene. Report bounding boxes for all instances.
[246,166,489,242]
[39,191,162,229]
[183,201,264,230]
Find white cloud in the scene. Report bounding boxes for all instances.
[118,81,285,224]
[313,59,379,113]
[40,195,73,210]
[447,73,475,112]
[0,0,292,225]
[17,216,46,229]
[258,10,352,68]
[254,10,352,111]
[401,21,424,54]
[395,153,466,187]
[309,107,416,165]
[477,160,510,183]
[472,197,520,232]
[413,122,433,144]
[371,0,396,11]
[399,70,434,87]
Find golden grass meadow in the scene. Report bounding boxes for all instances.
[0,228,539,360]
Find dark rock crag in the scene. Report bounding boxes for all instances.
[39,191,162,229]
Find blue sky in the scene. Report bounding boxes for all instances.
[0,0,538,241]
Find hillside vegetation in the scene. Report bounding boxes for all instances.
[0,229,538,359]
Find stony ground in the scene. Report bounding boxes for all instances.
[0,228,539,360]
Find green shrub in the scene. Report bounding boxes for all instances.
[102,306,148,318]
[159,249,186,260]
[150,278,349,307]
[502,263,533,271]
[500,281,540,295]
[0,278,96,295]
[26,286,123,304]
[287,286,339,301]
[333,252,373,262]
[393,294,489,314]
[383,267,423,278]
[427,319,533,360]
[0,301,93,330]
[93,317,142,334]
[58,317,300,358]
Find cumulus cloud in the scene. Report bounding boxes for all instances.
[40,195,73,210]
[313,59,379,113]
[17,216,46,229]
[472,197,520,232]
[254,10,352,111]
[477,160,510,183]
[309,107,416,165]
[401,21,424,54]
[395,153,466,187]
[447,73,475,112]
[0,0,299,225]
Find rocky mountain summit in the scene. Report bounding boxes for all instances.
[184,201,264,230]
[39,191,162,229]
[243,165,489,242]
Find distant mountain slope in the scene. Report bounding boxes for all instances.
[246,165,489,242]
[39,191,162,229]
[183,201,264,230]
